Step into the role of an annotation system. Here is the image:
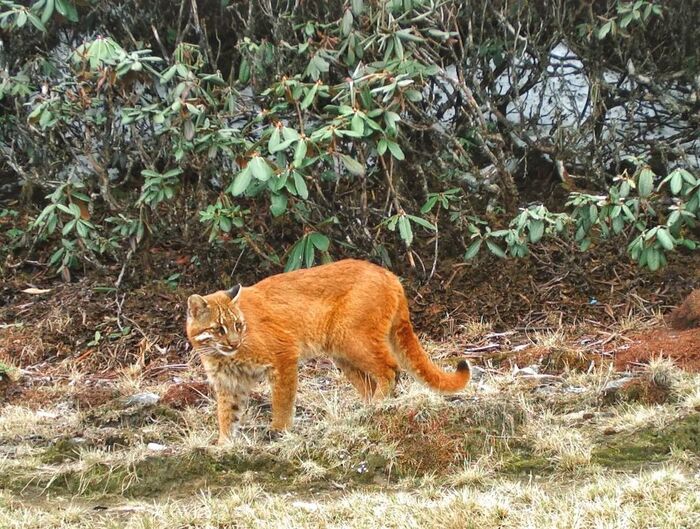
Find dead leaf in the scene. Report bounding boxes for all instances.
[22,288,52,295]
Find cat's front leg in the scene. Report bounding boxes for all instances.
[269,364,299,431]
[215,389,243,444]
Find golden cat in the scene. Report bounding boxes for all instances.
[186,259,470,444]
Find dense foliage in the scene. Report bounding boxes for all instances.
[1,0,698,279]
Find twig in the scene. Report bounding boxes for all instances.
[151,25,170,62]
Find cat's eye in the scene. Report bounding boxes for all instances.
[217,326,226,335]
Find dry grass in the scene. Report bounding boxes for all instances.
[1,334,699,529]
[1,466,698,529]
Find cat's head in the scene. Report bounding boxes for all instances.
[186,285,246,357]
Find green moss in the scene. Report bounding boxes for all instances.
[592,413,700,467]
[501,450,553,475]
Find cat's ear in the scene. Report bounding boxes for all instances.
[187,294,209,320]
[226,284,242,303]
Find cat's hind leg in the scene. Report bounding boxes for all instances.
[334,358,376,402]
[337,340,399,402]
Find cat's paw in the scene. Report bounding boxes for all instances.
[264,429,283,442]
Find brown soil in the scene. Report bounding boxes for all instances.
[0,238,698,380]
[161,382,210,408]
[667,289,700,329]
[613,327,700,372]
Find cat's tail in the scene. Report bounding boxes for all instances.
[390,305,470,393]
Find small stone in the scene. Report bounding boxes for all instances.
[603,427,617,435]
[122,392,160,408]
[470,365,486,382]
[147,442,166,452]
[582,412,595,420]
[513,366,540,377]
[602,376,636,394]
[291,501,320,512]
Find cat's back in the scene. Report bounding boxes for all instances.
[246,259,399,299]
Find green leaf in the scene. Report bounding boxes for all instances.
[282,127,300,142]
[62,219,76,235]
[68,203,81,218]
[397,215,413,246]
[638,168,655,198]
[285,241,304,272]
[485,240,506,258]
[351,113,364,135]
[267,127,281,153]
[339,154,365,176]
[384,111,401,130]
[183,119,195,141]
[76,220,89,238]
[341,8,353,36]
[301,83,318,109]
[309,232,330,251]
[404,89,422,102]
[27,13,46,33]
[219,216,232,233]
[293,140,308,167]
[406,215,436,231]
[420,196,438,214]
[386,140,405,161]
[670,171,683,195]
[597,20,613,40]
[528,220,544,243]
[656,229,674,251]
[270,193,287,217]
[55,0,78,22]
[304,237,315,267]
[464,239,482,260]
[351,0,363,15]
[41,0,55,24]
[238,57,250,84]
[229,166,252,196]
[377,138,388,156]
[294,172,309,199]
[249,156,273,181]
[646,248,660,271]
[16,9,27,27]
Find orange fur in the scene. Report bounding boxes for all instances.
[186,259,470,443]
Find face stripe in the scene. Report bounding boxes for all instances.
[187,297,247,356]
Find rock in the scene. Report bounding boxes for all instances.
[601,376,636,395]
[512,365,540,377]
[122,392,160,408]
[147,442,167,452]
[470,365,486,382]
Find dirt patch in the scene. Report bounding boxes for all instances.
[613,328,700,372]
[667,289,700,330]
[491,345,600,374]
[161,382,210,409]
